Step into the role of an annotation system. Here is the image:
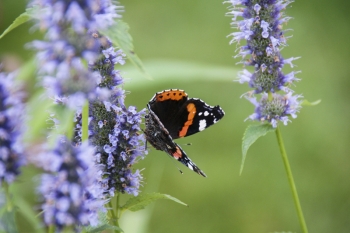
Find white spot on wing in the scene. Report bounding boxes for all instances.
[204,111,209,116]
[187,164,193,170]
[198,112,203,116]
[199,119,207,131]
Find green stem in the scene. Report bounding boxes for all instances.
[4,182,13,211]
[65,109,76,141]
[116,192,121,219]
[268,91,273,101]
[48,225,55,233]
[275,126,309,233]
[108,193,121,233]
[82,101,89,142]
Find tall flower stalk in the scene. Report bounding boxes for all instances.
[84,42,147,231]
[87,45,147,198]
[227,0,308,232]
[29,0,147,231]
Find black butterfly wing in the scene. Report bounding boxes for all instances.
[177,98,225,138]
[144,108,206,177]
[170,143,207,177]
[149,96,224,139]
[148,90,189,139]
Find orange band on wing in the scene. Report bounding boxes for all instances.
[172,147,182,159]
[156,90,187,101]
[179,103,196,137]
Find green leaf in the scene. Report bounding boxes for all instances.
[13,196,44,233]
[0,6,40,40]
[100,20,149,78]
[0,209,18,233]
[24,90,76,145]
[47,105,76,145]
[16,57,37,82]
[301,99,321,106]
[121,193,187,213]
[241,124,276,175]
[86,224,123,233]
[24,90,54,143]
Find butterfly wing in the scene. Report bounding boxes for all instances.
[148,90,224,139]
[144,107,207,177]
[145,89,224,177]
[168,143,207,177]
[174,98,225,138]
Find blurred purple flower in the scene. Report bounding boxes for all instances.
[0,71,26,185]
[38,138,105,229]
[28,0,122,109]
[30,0,148,198]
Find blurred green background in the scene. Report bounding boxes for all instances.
[1,0,350,232]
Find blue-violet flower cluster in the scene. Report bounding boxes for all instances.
[28,0,148,229]
[29,0,122,109]
[84,43,147,197]
[0,71,26,185]
[31,0,147,200]
[38,138,105,229]
[226,0,302,127]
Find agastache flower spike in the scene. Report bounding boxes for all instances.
[31,0,148,198]
[76,42,147,196]
[0,71,26,185]
[227,0,299,93]
[37,138,105,230]
[28,0,122,109]
[227,0,302,127]
[228,3,310,231]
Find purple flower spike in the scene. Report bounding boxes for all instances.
[69,27,147,196]
[227,0,298,93]
[38,138,105,229]
[32,0,149,198]
[0,71,26,185]
[72,39,147,196]
[227,0,302,127]
[28,0,122,109]
[88,93,147,196]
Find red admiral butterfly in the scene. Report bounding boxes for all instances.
[144,89,225,177]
